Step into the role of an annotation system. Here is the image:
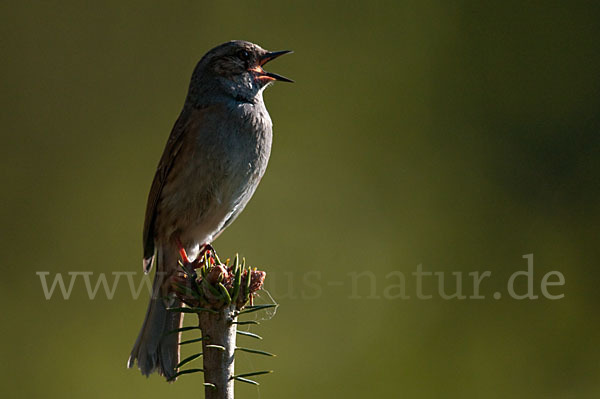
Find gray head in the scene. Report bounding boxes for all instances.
[187,40,292,105]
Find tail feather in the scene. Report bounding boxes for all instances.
[128,246,183,380]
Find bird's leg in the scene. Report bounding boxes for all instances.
[175,238,191,264]
[176,240,215,267]
[174,238,199,281]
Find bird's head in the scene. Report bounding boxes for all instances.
[189,40,292,104]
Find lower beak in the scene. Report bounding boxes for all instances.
[253,50,294,83]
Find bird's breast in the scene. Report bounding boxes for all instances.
[158,101,272,247]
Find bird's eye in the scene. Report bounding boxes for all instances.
[237,50,250,61]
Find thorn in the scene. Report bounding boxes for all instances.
[176,353,203,369]
[171,368,204,380]
[203,383,216,390]
[236,330,262,340]
[235,347,276,357]
[218,282,232,304]
[232,370,273,379]
[206,344,226,351]
[179,337,204,345]
[232,320,260,325]
[238,304,277,315]
[165,326,199,336]
[233,376,259,385]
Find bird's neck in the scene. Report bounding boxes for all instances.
[186,75,266,108]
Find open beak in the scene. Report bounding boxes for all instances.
[252,50,294,83]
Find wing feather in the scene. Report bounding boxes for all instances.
[142,106,207,271]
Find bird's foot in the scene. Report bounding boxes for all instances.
[175,238,191,264]
[175,240,216,268]
[199,243,215,265]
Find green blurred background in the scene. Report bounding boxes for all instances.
[2,1,599,398]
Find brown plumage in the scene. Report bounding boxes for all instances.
[127,41,292,380]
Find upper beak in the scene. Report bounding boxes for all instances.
[254,50,294,83]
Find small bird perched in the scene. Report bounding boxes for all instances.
[128,40,292,380]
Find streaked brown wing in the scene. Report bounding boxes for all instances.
[142,105,213,270]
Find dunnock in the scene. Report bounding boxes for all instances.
[128,40,292,380]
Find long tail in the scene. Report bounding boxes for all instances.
[128,246,182,381]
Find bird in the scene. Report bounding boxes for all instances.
[127,40,292,380]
